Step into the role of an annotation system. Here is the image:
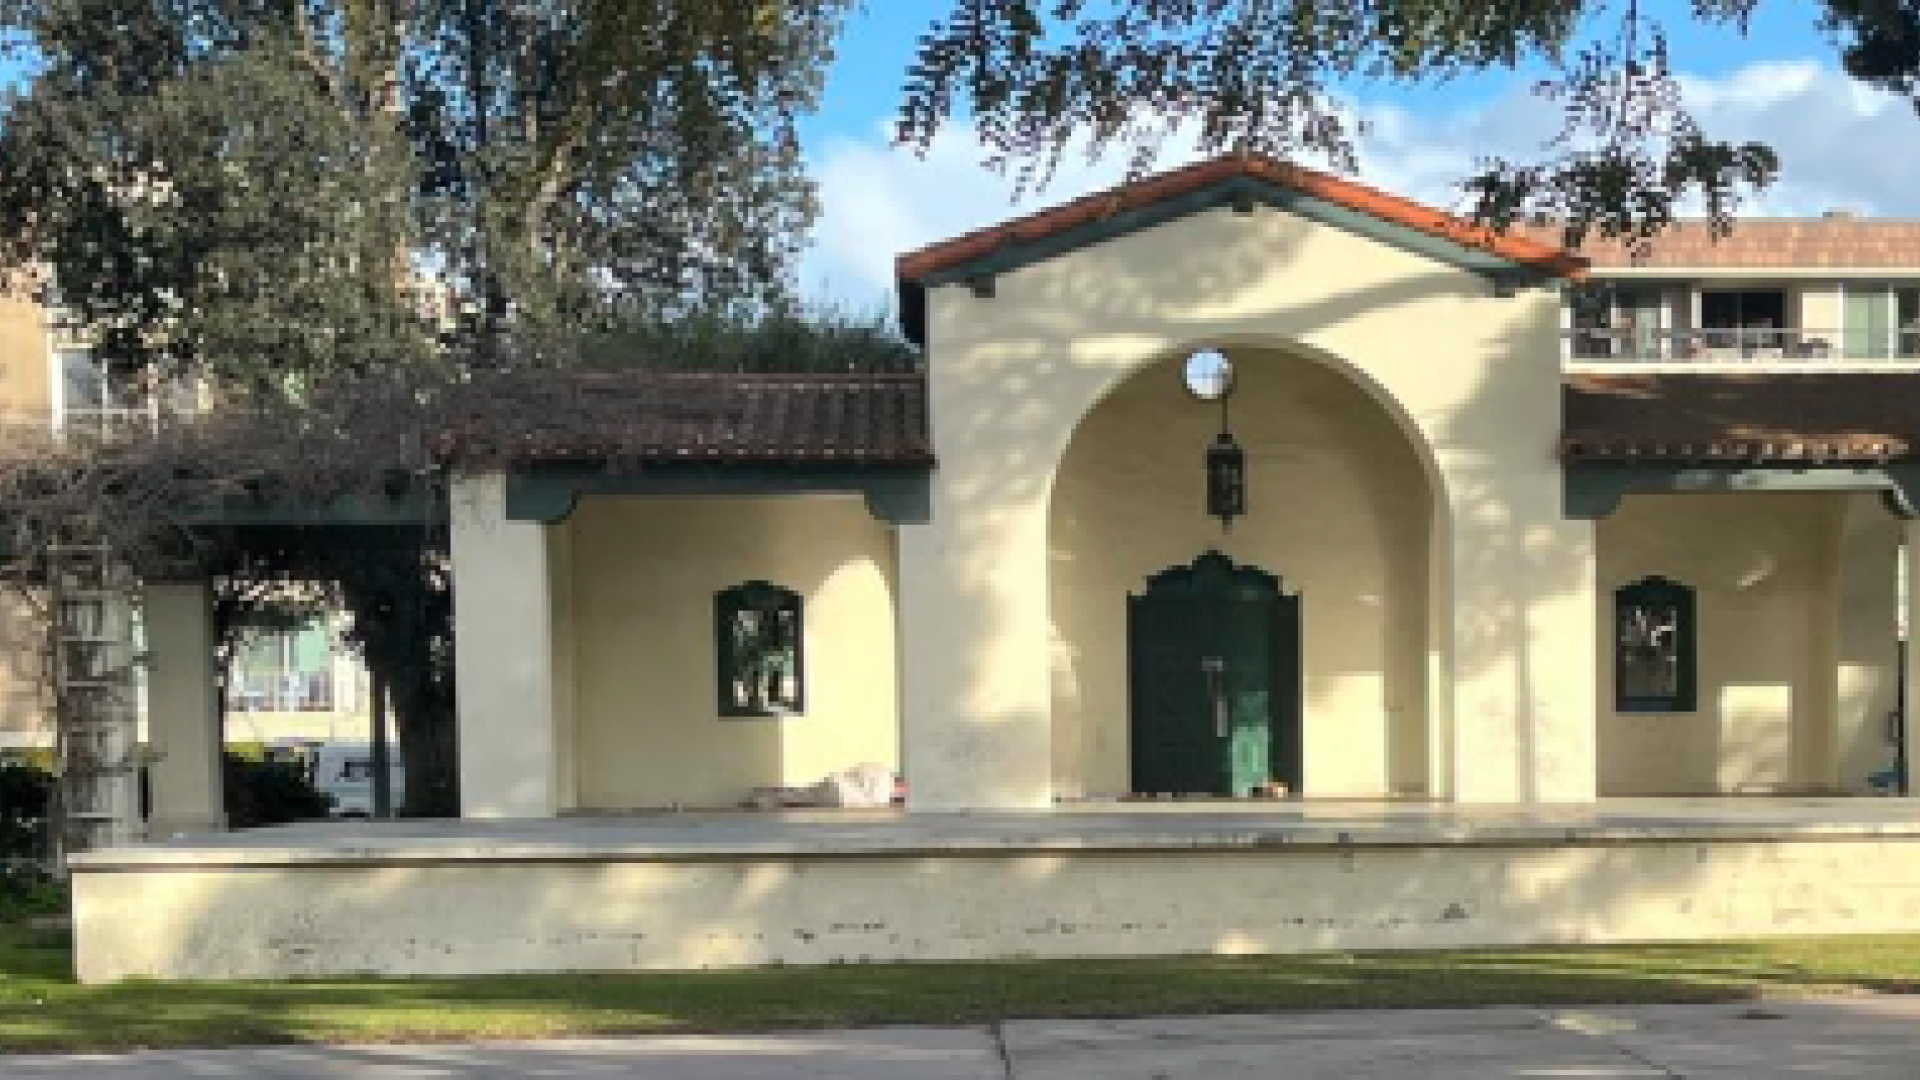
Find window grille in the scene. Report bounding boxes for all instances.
[1615,575,1696,713]
[715,581,804,717]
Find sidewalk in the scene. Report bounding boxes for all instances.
[8,996,1920,1077]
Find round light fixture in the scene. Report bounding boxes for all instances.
[1183,349,1234,402]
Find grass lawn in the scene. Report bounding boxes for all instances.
[3,924,1920,1053]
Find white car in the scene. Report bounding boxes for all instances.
[311,741,406,818]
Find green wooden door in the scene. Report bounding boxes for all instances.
[1127,551,1301,797]
[1127,592,1219,796]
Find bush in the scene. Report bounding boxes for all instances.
[0,760,51,862]
[0,759,61,920]
[223,753,332,828]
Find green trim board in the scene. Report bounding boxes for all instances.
[898,176,1554,345]
[502,462,933,524]
[1564,462,1920,520]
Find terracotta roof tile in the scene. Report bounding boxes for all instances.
[1562,373,1920,462]
[897,154,1586,285]
[441,370,933,467]
[1520,219,1920,270]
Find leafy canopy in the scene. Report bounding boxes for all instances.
[900,1,1920,246]
[0,0,849,381]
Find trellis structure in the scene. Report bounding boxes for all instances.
[45,537,143,858]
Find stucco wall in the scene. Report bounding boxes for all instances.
[0,292,49,422]
[1049,351,1431,798]
[0,293,49,747]
[567,495,899,810]
[1835,493,1902,793]
[73,831,1920,981]
[903,200,1595,809]
[1595,491,1854,795]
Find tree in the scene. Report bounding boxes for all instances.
[899,1,1920,246]
[0,1,851,818]
[0,0,844,380]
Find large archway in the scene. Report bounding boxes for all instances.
[1047,344,1441,799]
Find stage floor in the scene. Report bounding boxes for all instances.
[84,796,1920,868]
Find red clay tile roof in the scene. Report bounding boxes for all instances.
[896,154,1588,285]
[1563,373,1920,462]
[1519,219,1920,270]
[441,370,933,467]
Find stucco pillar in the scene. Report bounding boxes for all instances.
[1447,500,1598,804]
[452,472,564,818]
[896,500,1054,812]
[142,581,224,834]
[1834,495,1900,793]
[1904,523,1920,796]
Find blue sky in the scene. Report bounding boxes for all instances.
[801,2,1920,306]
[0,4,1901,309]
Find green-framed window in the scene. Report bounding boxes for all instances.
[1614,576,1696,713]
[715,581,804,718]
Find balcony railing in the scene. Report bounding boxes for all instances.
[57,406,161,441]
[230,670,336,713]
[1567,326,1920,363]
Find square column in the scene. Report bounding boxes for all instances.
[143,581,224,835]
[452,472,565,818]
[896,502,1054,812]
[1904,522,1920,795]
[1447,501,1599,804]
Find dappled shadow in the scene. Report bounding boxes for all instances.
[561,493,900,812]
[1049,347,1433,798]
[13,914,1920,1056]
[66,179,1920,1008]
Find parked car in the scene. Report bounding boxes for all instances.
[310,741,405,818]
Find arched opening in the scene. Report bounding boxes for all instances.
[1047,344,1441,799]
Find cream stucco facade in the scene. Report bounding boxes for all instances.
[70,158,1920,981]
[442,187,1920,817]
[448,199,1612,814]
[895,201,1593,810]
[565,494,900,810]
[1050,348,1433,799]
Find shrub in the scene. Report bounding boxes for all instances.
[0,759,60,920]
[223,753,332,828]
[0,759,51,861]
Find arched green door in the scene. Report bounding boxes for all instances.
[1127,551,1301,797]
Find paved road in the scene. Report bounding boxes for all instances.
[9,997,1920,1077]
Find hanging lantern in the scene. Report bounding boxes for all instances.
[1186,348,1245,530]
[1206,431,1246,529]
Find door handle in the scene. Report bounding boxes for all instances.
[1202,657,1227,738]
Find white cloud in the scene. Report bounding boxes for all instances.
[802,60,1920,305]
[1678,60,1822,110]
[801,123,1204,308]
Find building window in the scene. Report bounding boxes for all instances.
[54,338,197,432]
[1568,283,1665,360]
[59,347,122,416]
[715,581,804,717]
[230,621,337,712]
[1615,576,1696,713]
[1842,283,1920,359]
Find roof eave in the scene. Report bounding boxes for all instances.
[894,158,1586,346]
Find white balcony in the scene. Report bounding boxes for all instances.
[229,670,336,713]
[1566,326,1920,370]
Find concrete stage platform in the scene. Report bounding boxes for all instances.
[69,798,1920,982]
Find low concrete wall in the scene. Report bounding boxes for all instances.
[72,826,1920,982]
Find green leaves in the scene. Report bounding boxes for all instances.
[0,0,849,382]
[896,0,1810,243]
